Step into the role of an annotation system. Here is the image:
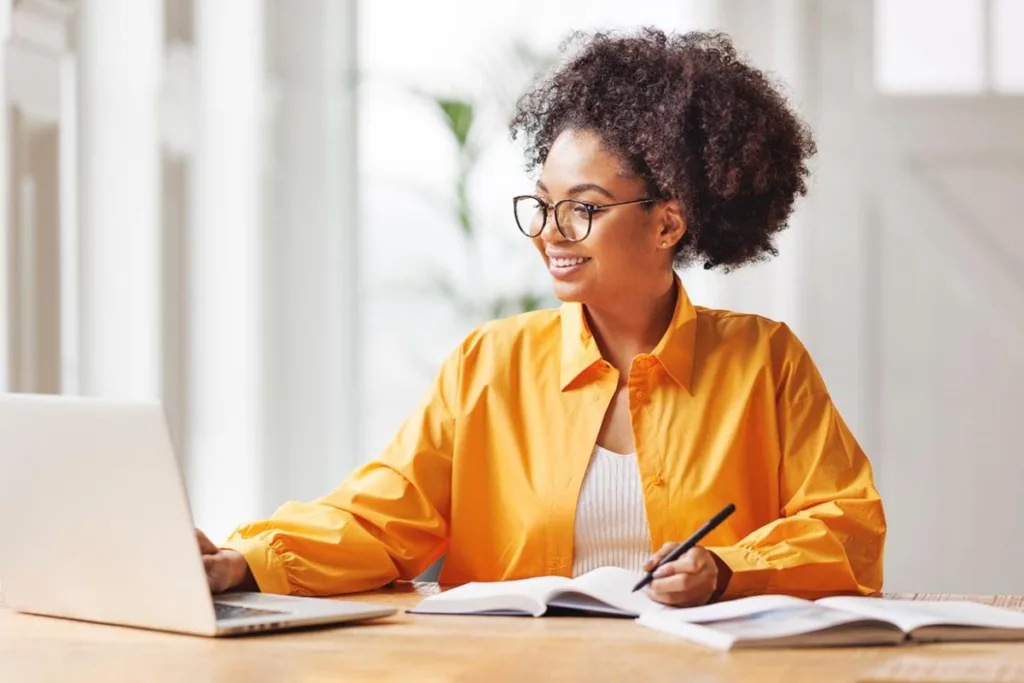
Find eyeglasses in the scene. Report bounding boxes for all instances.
[512,195,657,242]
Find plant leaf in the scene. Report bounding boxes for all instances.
[435,98,474,149]
[455,178,473,237]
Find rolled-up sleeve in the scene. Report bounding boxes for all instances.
[708,346,886,600]
[222,345,461,596]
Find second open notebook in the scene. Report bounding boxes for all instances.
[637,594,1024,649]
[407,567,665,617]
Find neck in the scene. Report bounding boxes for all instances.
[584,273,678,379]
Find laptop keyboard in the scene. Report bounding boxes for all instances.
[214,602,288,621]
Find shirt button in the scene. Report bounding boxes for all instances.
[633,389,647,403]
[653,475,665,486]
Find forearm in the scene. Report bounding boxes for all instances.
[222,501,416,596]
[707,498,886,599]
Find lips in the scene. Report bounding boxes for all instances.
[546,253,591,280]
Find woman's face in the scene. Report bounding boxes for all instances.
[530,128,682,305]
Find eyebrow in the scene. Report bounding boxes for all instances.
[535,181,615,200]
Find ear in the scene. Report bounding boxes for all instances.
[657,200,686,250]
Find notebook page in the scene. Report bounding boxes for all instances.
[410,576,572,615]
[660,594,815,623]
[639,603,901,649]
[553,567,664,616]
[817,597,1024,633]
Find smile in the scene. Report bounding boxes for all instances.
[549,256,591,267]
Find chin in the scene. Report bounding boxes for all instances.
[550,279,590,304]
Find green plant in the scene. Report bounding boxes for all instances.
[415,43,557,324]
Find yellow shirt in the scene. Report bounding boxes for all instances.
[225,280,886,599]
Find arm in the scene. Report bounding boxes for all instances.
[220,345,462,596]
[706,347,887,600]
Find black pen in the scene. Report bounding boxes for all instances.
[632,503,736,592]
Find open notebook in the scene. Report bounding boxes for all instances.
[408,567,666,618]
[638,594,1024,650]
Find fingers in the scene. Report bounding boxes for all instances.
[649,569,699,594]
[203,553,231,593]
[195,528,219,555]
[197,529,232,592]
[643,542,678,572]
[644,548,717,607]
[655,549,703,577]
[202,555,220,592]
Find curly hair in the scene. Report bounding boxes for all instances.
[509,29,816,270]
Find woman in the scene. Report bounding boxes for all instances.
[199,29,885,607]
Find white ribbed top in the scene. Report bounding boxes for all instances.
[571,445,653,577]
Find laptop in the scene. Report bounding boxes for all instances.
[0,393,397,636]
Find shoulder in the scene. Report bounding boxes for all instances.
[430,308,561,409]
[695,306,803,355]
[693,306,825,400]
[464,307,560,349]
[448,307,561,370]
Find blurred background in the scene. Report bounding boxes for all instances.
[1,0,1022,594]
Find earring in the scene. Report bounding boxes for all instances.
[661,242,668,248]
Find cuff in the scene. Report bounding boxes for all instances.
[707,551,732,602]
[704,545,772,599]
[221,536,292,595]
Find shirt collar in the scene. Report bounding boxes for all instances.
[559,274,698,392]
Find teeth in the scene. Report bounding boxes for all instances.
[551,257,589,267]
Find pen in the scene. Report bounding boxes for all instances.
[631,502,736,592]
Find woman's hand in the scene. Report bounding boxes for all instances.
[196,529,254,593]
[642,544,723,607]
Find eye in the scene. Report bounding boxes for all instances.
[572,203,594,218]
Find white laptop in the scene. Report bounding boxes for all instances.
[0,393,397,636]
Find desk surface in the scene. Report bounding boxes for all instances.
[3,585,1024,683]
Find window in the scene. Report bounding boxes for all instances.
[874,0,1024,94]
[991,0,1024,93]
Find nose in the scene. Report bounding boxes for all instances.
[538,208,563,243]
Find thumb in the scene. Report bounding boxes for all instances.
[195,529,219,555]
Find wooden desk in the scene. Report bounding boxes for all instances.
[3,585,1024,683]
